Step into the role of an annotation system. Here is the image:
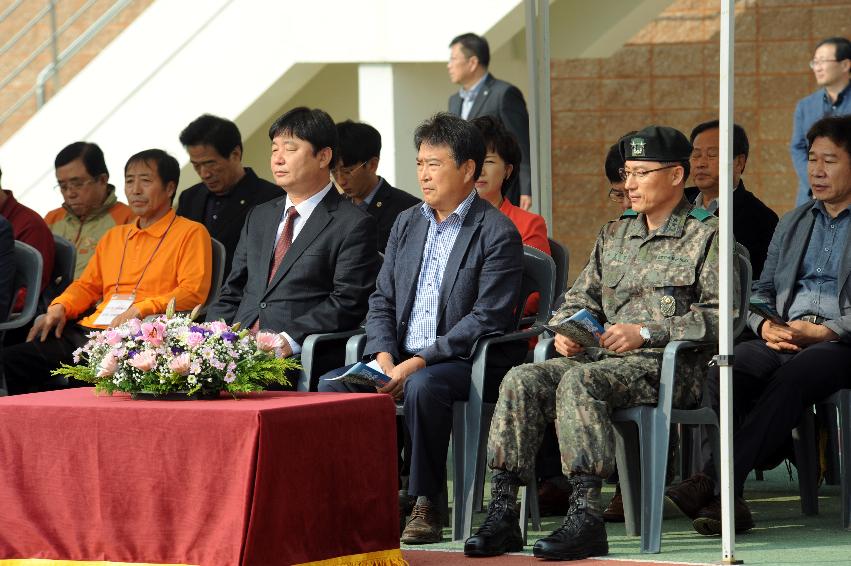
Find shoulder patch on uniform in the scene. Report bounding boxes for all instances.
[688,207,712,222]
[620,209,638,219]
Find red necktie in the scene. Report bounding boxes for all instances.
[268,206,299,283]
[252,206,299,332]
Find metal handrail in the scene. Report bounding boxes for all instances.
[36,0,135,107]
[0,0,27,26]
[0,0,134,130]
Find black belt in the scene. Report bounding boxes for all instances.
[798,314,826,324]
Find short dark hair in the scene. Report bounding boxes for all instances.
[449,33,490,68]
[470,115,521,192]
[415,112,486,180]
[179,114,243,158]
[807,115,851,160]
[268,107,338,167]
[605,131,637,184]
[816,36,851,63]
[336,120,381,167]
[689,120,750,159]
[663,160,690,182]
[124,149,180,203]
[55,141,109,179]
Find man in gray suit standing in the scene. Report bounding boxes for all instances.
[448,33,532,211]
[319,113,524,544]
[668,115,851,536]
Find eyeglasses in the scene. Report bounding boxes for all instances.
[55,178,97,192]
[809,58,839,69]
[331,161,367,179]
[618,164,679,182]
[608,188,626,202]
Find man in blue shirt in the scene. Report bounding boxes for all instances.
[669,115,851,536]
[318,113,524,544]
[790,37,851,206]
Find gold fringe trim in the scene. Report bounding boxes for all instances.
[295,548,407,566]
[0,561,195,566]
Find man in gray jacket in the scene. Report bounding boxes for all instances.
[668,114,851,536]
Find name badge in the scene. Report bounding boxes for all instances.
[94,293,136,326]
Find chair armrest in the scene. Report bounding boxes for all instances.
[469,326,548,394]
[533,335,557,363]
[345,333,368,365]
[297,328,366,391]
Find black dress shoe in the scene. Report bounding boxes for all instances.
[533,475,608,561]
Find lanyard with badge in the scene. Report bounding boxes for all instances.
[93,215,177,326]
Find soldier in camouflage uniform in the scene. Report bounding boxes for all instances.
[464,126,720,561]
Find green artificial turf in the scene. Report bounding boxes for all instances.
[403,465,851,565]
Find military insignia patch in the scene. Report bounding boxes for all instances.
[660,295,676,316]
[630,137,646,157]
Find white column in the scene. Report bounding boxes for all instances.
[358,62,452,196]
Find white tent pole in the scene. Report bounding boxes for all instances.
[537,0,552,227]
[718,0,740,563]
[524,0,542,218]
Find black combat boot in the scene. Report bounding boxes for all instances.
[532,474,608,560]
[463,471,525,556]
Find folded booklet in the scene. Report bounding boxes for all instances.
[748,298,787,327]
[545,308,605,348]
[329,360,391,389]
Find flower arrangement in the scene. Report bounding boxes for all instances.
[52,303,299,397]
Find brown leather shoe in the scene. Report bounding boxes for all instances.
[400,500,442,544]
[537,478,572,516]
[664,472,715,520]
[692,495,754,535]
[602,484,624,522]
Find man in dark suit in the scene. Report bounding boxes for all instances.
[206,107,380,361]
[685,120,778,279]
[668,115,851,536]
[447,33,532,211]
[334,120,420,252]
[177,114,281,276]
[318,113,524,544]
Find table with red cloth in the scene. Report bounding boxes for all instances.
[0,388,403,566]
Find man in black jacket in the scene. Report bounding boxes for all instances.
[334,120,420,252]
[686,120,778,279]
[177,114,280,276]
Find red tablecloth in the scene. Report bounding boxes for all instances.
[0,388,402,566]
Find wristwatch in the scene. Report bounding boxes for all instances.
[639,326,651,345]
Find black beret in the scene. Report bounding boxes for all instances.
[619,125,692,162]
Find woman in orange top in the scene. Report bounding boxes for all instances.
[471,115,551,315]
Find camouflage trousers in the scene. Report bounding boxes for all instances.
[487,348,706,483]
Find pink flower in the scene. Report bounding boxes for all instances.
[128,350,157,372]
[96,352,118,378]
[103,330,122,346]
[124,318,142,335]
[208,321,229,334]
[140,322,165,346]
[255,332,283,352]
[168,353,191,376]
[186,332,205,348]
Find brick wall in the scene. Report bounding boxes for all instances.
[551,0,851,283]
[0,0,153,140]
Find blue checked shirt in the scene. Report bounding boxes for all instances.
[403,190,477,353]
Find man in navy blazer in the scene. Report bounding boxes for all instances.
[333,120,420,252]
[448,33,532,211]
[319,113,524,544]
[668,115,851,536]
[207,107,380,360]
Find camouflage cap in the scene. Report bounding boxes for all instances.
[619,126,692,162]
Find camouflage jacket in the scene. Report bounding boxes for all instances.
[552,197,719,351]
